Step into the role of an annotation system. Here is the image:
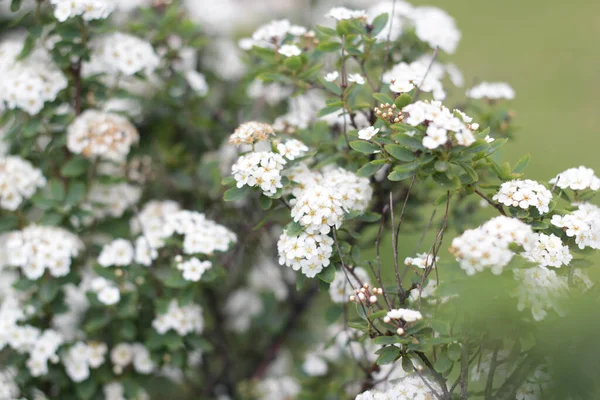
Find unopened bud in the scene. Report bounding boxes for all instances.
[358,293,366,301]
[377,288,383,295]
[113,365,123,375]
[369,295,377,304]
[175,255,183,262]
[383,316,391,323]
[396,328,405,335]
[349,295,356,302]
[115,269,123,277]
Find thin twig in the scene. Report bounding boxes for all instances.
[473,187,507,216]
[412,48,440,101]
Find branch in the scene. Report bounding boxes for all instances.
[412,48,440,101]
[473,187,507,216]
[416,351,450,399]
[484,347,500,399]
[494,352,541,400]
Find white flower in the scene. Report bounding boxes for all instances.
[302,353,328,376]
[277,231,334,278]
[358,126,380,140]
[62,341,106,382]
[152,300,204,336]
[524,233,572,268]
[184,70,209,95]
[231,151,287,196]
[244,19,307,49]
[278,44,302,57]
[97,286,120,306]
[66,110,139,161]
[493,179,553,214]
[326,7,368,21]
[551,203,600,249]
[383,56,449,100]
[49,0,115,22]
[467,82,515,100]
[256,377,300,400]
[0,156,46,210]
[276,139,309,160]
[404,253,438,269]
[224,289,263,333]
[329,267,370,303]
[177,258,212,282]
[386,308,423,322]
[110,343,134,367]
[130,200,181,248]
[549,166,600,191]
[98,239,134,267]
[513,267,568,321]
[229,121,274,145]
[355,375,439,400]
[85,32,159,76]
[412,6,461,54]
[390,80,415,93]
[324,71,339,82]
[348,73,365,85]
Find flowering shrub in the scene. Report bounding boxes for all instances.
[1,1,600,400]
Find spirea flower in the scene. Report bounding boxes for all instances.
[86,33,160,76]
[513,266,568,321]
[0,156,46,210]
[245,19,307,49]
[231,151,287,196]
[516,365,551,400]
[291,185,345,234]
[402,100,476,149]
[549,166,600,191]
[326,7,368,21]
[324,71,339,82]
[450,216,535,275]
[386,308,423,322]
[228,121,274,145]
[177,257,212,282]
[329,267,370,303]
[66,110,139,161]
[278,44,302,57]
[0,368,20,399]
[404,253,438,269]
[356,375,439,400]
[62,341,107,382]
[524,233,572,268]
[276,139,309,160]
[90,277,121,305]
[302,352,328,377]
[80,182,141,223]
[348,73,365,85]
[0,37,68,115]
[49,0,116,22]
[358,126,379,140]
[493,179,553,214]
[256,377,301,400]
[152,300,204,336]
[412,6,461,54]
[384,58,446,100]
[466,82,515,100]
[98,239,134,267]
[224,289,263,332]
[277,231,334,278]
[25,329,64,377]
[109,343,153,374]
[4,225,83,279]
[130,200,181,248]
[321,166,373,212]
[184,70,209,95]
[551,203,600,249]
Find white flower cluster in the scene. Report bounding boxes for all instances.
[63,341,107,382]
[130,200,181,248]
[403,101,477,149]
[0,36,68,115]
[278,44,302,57]
[67,110,139,161]
[513,266,568,321]
[466,82,515,100]
[49,0,116,22]
[110,343,154,374]
[404,253,438,269]
[524,233,572,268]
[86,33,160,76]
[470,349,512,382]
[549,166,600,191]
[277,232,334,278]
[25,329,64,377]
[291,185,345,234]
[98,238,134,267]
[232,151,287,196]
[80,182,141,223]
[152,300,204,336]
[383,58,446,100]
[241,19,307,49]
[177,257,212,282]
[247,79,293,106]
[0,368,20,400]
[516,365,550,400]
[90,277,121,305]
[551,203,600,249]
[358,126,379,140]
[366,2,460,53]
[493,180,553,214]
[0,156,46,210]
[276,139,309,160]
[228,121,274,145]
[356,375,438,400]
[385,308,423,323]
[450,216,535,275]
[256,376,301,400]
[4,225,83,279]
[329,267,370,303]
[326,7,368,21]
[224,289,263,332]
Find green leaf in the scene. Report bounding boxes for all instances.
[325,305,343,324]
[317,41,342,52]
[393,134,425,151]
[433,172,461,190]
[356,161,384,177]
[394,93,412,109]
[49,179,66,202]
[373,93,394,105]
[349,140,380,154]
[284,55,303,70]
[0,215,19,233]
[317,264,336,283]
[376,346,401,365]
[163,269,190,289]
[374,336,400,345]
[317,105,343,117]
[358,211,381,222]
[39,280,60,303]
[458,162,479,182]
[75,379,98,400]
[317,77,342,96]
[447,344,462,361]
[513,153,530,173]
[22,119,41,138]
[65,181,87,205]
[285,221,304,236]
[259,195,272,210]
[387,163,418,181]
[10,0,22,12]
[485,138,508,157]
[370,13,389,37]
[84,314,111,333]
[434,352,453,373]
[223,185,250,202]
[61,157,90,178]
[402,356,414,373]
[384,144,416,161]
[17,26,42,60]
[119,320,137,340]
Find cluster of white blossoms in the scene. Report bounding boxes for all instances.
[0,368,20,400]
[231,151,287,196]
[450,216,535,275]
[383,58,446,100]
[326,7,368,21]
[356,375,438,400]
[66,110,139,161]
[0,156,46,210]
[80,182,141,223]
[466,82,516,100]
[177,257,212,282]
[291,185,345,234]
[3,225,83,279]
[516,365,551,400]
[24,329,64,377]
[278,44,302,57]
[240,19,307,49]
[276,139,309,160]
[404,253,438,269]
[329,267,370,303]
[62,341,107,382]
[513,266,568,321]
[130,200,181,248]
[90,277,121,305]
[493,179,553,214]
[224,289,263,332]
[49,0,116,22]
[0,36,68,115]
[256,376,301,400]
[98,238,134,267]
[86,33,160,76]
[152,300,204,336]
[277,232,334,278]
[524,233,572,268]
[403,101,477,149]
[551,203,600,249]
[228,121,274,145]
[385,308,423,323]
[549,166,600,191]
[110,343,154,375]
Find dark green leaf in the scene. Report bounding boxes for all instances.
[317,41,342,52]
[317,264,336,283]
[61,157,90,178]
[10,0,22,12]
[223,185,250,202]
[350,140,380,154]
[356,161,384,177]
[373,93,394,105]
[370,13,389,37]
[432,172,461,190]
[376,346,401,365]
[513,153,530,173]
[259,195,272,210]
[285,221,304,236]
[394,93,412,109]
[65,181,87,205]
[485,138,508,157]
[384,144,416,161]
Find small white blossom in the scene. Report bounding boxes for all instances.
[348,73,365,85]
[404,253,438,269]
[224,289,263,333]
[493,179,553,214]
[86,33,159,76]
[324,71,339,82]
[278,44,302,57]
[326,7,368,21]
[231,151,287,196]
[467,82,515,100]
[358,126,380,140]
[49,0,115,21]
[386,308,423,322]
[524,233,572,268]
[551,203,600,249]
[549,166,600,191]
[152,300,204,336]
[98,239,134,267]
[177,258,212,282]
[276,139,309,160]
[329,267,370,303]
[0,156,46,210]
